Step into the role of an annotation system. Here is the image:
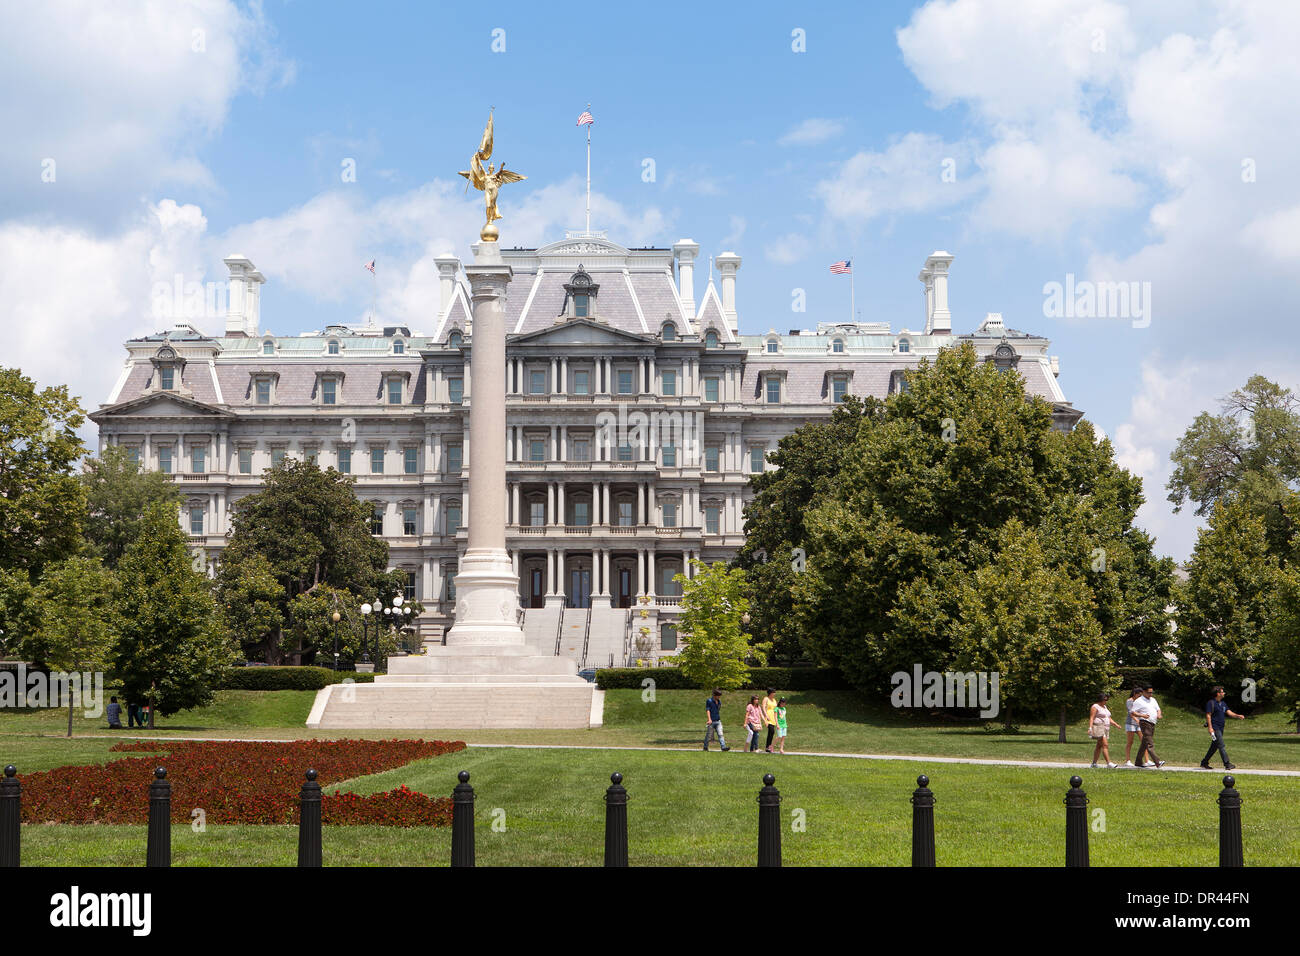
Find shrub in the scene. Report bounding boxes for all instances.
[596,666,849,691]
[218,666,375,691]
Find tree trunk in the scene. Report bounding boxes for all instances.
[1002,707,1013,732]
[67,696,74,738]
[1058,703,1068,743]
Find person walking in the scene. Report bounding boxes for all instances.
[744,695,764,752]
[1122,687,1142,766]
[703,688,731,751]
[1200,685,1245,770]
[127,698,140,729]
[1132,684,1165,768]
[775,697,788,754]
[762,687,778,753]
[1088,692,1122,768]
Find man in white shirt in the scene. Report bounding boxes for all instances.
[1132,685,1165,768]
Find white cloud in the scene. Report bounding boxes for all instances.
[779,118,845,146]
[0,0,292,222]
[763,233,811,265]
[815,133,977,224]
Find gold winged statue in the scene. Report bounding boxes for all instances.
[459,112,526,241]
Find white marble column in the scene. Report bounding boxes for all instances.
[444,244,525,646]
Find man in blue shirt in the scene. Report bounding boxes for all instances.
[1201,685,1245,770]
[703,688,730,751]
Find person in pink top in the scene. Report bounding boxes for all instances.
[744,696,764,752]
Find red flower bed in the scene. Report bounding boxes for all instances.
[18,739,464,827]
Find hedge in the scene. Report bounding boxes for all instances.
[595,666,849,691]
[218,666,376,691]
[1113,666,1174,692]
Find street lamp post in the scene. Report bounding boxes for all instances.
[359,603,373,665]
[331,610,341,670]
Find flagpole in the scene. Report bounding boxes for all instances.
[585,105,592,235]
[850,256,855,323]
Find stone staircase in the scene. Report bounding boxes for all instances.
[521,605,562,656]
[557,607,589,661]
[585,607,630,668]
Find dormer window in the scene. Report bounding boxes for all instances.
[987,338,1020,373]
[764,334,780,354]
[561,266,600,319]
[661,322,678,341]
[327,340,340,355]
[150,345,184,393]
[262,339,275,356]
[898,338,911,353]
[832,338,845,353]
[704,329,720,349]
[448,330,463,349]
[393,339,405,355]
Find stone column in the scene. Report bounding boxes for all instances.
[557,482,566,526]
[444,245,525,647]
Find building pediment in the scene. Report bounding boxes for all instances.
[509,319,651,348]
[535,236,631,259]
[90,392,232,422]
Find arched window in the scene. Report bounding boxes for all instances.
[327,339,340,355]
[765,338,779,354]
[704,329,719,349]
[393,339,405,355]
[661,322,677,341]
[898,338,911,354]
[832,338,845,353]
[448,330,463,349]
[262,340,275,355]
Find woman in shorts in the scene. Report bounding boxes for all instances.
[1089,691,1122,768]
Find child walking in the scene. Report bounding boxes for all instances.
[744,695,764,752]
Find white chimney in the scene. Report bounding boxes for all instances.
[922,251,953,335]
[673,239,700,316]
[434,253,461,318]
[715,251,741,333]
[223,255,265,337]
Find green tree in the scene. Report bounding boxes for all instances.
[951,521,1114,738]
[672,560,758,690]
[215,552,285,660]
[783,344,1169,694]
[29,556,118,736]
[81,444,182,568]
[1174,497,1278,697]
[0,367,87,577]
[113,502,237,720]
[1168,375,1300,557]
[216,459,391,662]
[1262,570,1300,733]
[736,395,880,663]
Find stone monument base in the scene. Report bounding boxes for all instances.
[306,646,601,730]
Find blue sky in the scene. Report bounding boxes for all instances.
[4,0,1299,561]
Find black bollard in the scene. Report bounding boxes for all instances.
[451,770,475,868]
[1218,775,1243,867]
[146,767,171,868]
[298,769,322,868]
[911,774,936,867]
[1,765,19,868]
[1064,775,1089,868]
[757,773,782,868]
[604,772,629,867]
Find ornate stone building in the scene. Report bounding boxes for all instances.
[91,234,1080,666]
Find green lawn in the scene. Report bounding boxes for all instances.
[13,747,1300,866]
[4,687,1298,771]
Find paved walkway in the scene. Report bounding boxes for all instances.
[48,735,1300,777]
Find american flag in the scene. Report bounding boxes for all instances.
[830,259,852,275]
[576,109,594,126]
[364,259,375,274]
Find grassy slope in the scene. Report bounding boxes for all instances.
[14,747,1300,866]
[4,688,1298,770]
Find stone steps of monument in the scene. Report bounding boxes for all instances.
[312,684,597,729]
[521,606,562,655]
[558,607,588,661]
